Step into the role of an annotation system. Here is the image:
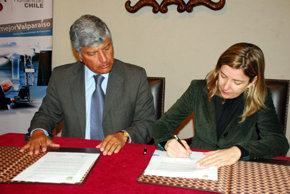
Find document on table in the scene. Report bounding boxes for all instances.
[12,151,100,184]
[144,150,217,181]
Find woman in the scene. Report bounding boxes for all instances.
[152,42,289,168]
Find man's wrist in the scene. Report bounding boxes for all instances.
[120,131,130,143]
[30,128,49,137]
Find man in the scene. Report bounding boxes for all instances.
[21,15,155,156]
[0,80,14,110]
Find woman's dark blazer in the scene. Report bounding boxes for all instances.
[153,80,289,159]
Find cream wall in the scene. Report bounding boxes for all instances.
[53,0,290,154]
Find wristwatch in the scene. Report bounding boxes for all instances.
[122,131,130,143]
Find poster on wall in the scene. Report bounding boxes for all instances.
[0,0,53,134]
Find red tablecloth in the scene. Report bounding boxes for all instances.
[0,133,214,194]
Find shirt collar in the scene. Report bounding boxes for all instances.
[84,65,109,80]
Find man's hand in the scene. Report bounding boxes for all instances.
[96,132,127,155]
[197,146,241,168]
[165,138,192,158]
[20,129,60,155]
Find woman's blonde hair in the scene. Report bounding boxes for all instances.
[206,42,267,122]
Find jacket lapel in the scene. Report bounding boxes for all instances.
[103,59,124,120]
[203,87,218,141]
[69,62,86,135]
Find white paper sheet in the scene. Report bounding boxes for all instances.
[12,152,100,184]
[144,150,218,180]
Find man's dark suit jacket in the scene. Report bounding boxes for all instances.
[28,59,156,144]
[0,87,11,110]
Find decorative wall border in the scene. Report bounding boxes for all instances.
[125,0,226,14]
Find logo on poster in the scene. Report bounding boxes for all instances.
[0,0,44,12]
[24,2,43,8]
[15,0,44,9]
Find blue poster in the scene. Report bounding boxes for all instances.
[0,0,53,134]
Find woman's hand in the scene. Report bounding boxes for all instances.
[165,138,192,158]
[197,146,241,168]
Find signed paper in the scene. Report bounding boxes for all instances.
[12,152,100,184]
[144,150,217,180]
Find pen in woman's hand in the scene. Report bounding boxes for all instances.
[173,135,186,150]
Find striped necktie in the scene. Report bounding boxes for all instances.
[90,74,105,140]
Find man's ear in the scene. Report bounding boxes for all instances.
[72,48,82,61]
[248,76,258,88]
[77,53,83,62]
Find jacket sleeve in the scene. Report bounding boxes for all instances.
[123,68,156,144]
[27,69,64,137]
[238,89,289,159]
[152,80,198,145]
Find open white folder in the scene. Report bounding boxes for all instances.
[12,149,100,184]
[144,150,218,181]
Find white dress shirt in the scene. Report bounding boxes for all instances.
[84,65,109,139]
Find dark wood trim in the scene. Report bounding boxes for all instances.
[125,0,226,14]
